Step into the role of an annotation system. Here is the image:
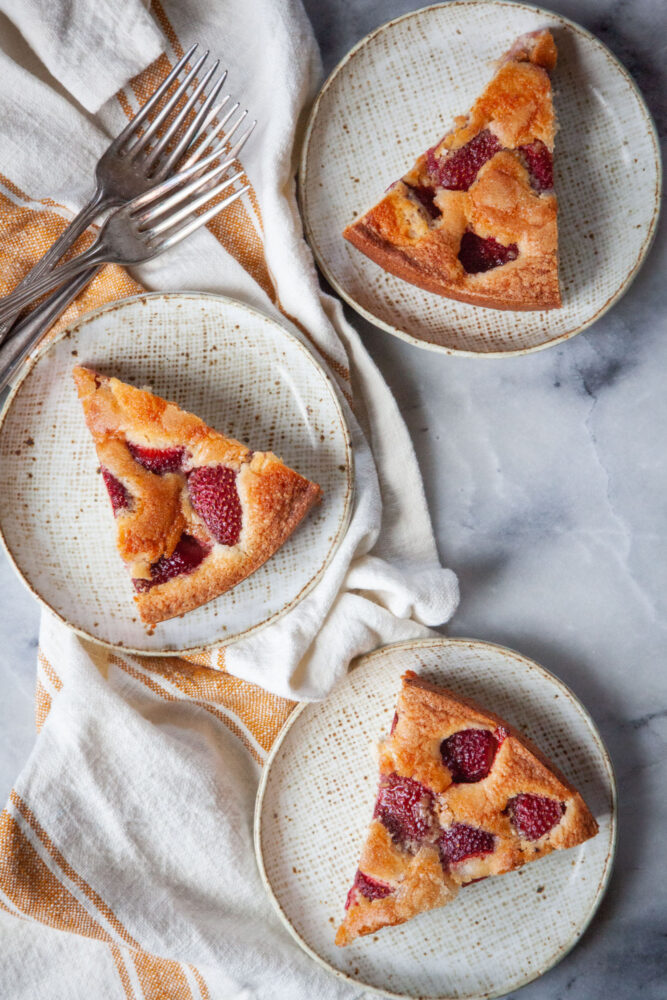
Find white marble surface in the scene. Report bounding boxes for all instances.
[1,0,666,996]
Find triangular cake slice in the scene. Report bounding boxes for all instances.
[336,670,597,945]
[73,366,322,625]
[343,30,560,310]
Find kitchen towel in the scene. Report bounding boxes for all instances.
[0,0,458,996]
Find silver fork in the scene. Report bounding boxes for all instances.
[0,105,256,389]
[0,158,250,390]
[0,136,252,320]
[0,109,254,325]
[0,43,233,337]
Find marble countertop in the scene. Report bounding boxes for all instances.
[1,0,665,997]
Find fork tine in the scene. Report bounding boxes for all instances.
[128,122,254,216]
[114,43,198,147]
[142,59,220,175]
[179,101,240,170]
[132,148,238,218]
[155,186,250,253]
[150,69,229,181]
[176,108,249,178]
[180,116,255,181]
[219,119,256,166]
[180,117,255,180]
[125,51,209,160]
[142,170,244,235]
[181,94,231,157]
[129,147,235,213]
[135,159,239,227]
[218,108,248,147]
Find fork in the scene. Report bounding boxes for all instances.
[0,135,252,320]
[0,106,254,327]
[0,118,255,388]
[0,43,234,337]
[0,156,250,391]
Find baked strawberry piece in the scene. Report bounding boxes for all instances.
[335,671,598,946]
[73,366,322,625]
[343,29,560,310]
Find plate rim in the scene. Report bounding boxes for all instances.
[0,290,355,657]
[254,635,618,1000]
[299,0,663,358]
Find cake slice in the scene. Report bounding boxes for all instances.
[73,366,322,625]
[335,670,598,946]
[344,29,560,310]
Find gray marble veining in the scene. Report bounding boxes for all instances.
[1,0,666,997]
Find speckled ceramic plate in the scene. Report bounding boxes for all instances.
[0,292,353,655]
[255,637,616,999]
[300,0,661,356]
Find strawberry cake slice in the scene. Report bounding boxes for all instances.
[73,366,322,625]
[344,29,560,310]
[335,671,598,946]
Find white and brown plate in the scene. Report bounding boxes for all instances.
[255,637,616,999]
[0,292,353,655]
[300,0,661,355]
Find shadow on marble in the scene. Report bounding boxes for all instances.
[567,3,667,133]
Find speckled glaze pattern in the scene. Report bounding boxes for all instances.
[0,293,353,655]
[300,1,661,355]
[255,637,616,999]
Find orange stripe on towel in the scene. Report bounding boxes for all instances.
[34,681,52,733]
[0,193,143,343]
[122,654,295,753]
[132,951,194,1000]
[9,792,141,948]
[0,809,110,939]
[189,965,211,1000]
[109,654,266,764]
[109,945,137,1000]
[37,650,63,693]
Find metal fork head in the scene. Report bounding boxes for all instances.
[97,149,251,266]
[0,114,256,324]
[0,43,255,332]
[92,45,246,205]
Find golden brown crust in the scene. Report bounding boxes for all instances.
[502,27,558,72]
[444,59,555,150]
[335,834,457,947]
[343,29,561,311]
[73,366,322,624]
[336,668,598,945]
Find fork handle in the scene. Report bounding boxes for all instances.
[0,239,107,323]
[0,187,109,338]
[0,268,98,394]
